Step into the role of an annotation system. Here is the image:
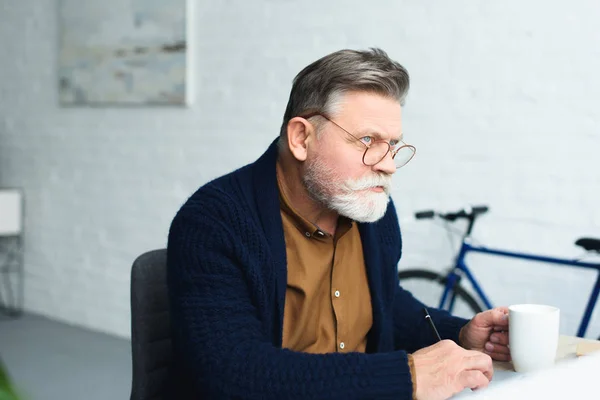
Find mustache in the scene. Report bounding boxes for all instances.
[343,174,393,194]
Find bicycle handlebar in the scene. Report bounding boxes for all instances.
[414,210,436,220]
[414,205,489,235]
[414,205,489,221]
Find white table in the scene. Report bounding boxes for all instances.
[494,334,598,371]
[452,335,600,398]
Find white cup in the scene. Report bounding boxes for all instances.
[508,304,560,373]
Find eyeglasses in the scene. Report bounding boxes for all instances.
[300,112,416,169]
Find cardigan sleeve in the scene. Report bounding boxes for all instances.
[381,200,469,353]
[167,209,416,400]
[392,283,469,353]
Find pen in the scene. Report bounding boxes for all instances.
[422,307,442,342]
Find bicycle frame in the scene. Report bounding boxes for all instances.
[439,239,600,337]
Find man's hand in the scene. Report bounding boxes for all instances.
[459,307,510,361]
[412,339,493,400]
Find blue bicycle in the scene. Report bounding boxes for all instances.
[398,205,600,338]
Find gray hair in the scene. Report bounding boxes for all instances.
[279,48,410,140]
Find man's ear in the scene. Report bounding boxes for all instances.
[286,117,314,162]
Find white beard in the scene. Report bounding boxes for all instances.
[302,156,392,223]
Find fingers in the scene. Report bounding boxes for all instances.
[494,306,509,315]
[485,331,510,358]
[459,370,491,390]
[485,342,510,354]
[490,332,509,346]
[489,308,509,327]
[463,351,494,381]
[484,336,511,362]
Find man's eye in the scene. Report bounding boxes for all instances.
[390,139,400,147]
[360,136,373,145]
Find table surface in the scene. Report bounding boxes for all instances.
[493,334,599,371]
[451,335,600,399]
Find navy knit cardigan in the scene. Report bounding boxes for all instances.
[166,139,468,399]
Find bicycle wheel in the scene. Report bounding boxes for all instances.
[398,269,483,319]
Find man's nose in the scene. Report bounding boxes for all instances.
[372,151,397,175]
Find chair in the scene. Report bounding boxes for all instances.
[130,249,172,400]
[0,188,24,316]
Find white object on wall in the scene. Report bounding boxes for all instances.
[0,189,23,236]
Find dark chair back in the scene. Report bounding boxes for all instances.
[130,249,171,400]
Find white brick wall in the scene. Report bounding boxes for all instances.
[0,0,598,339]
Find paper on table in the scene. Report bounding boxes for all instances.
[576,341,600,357]
[450,369,525,399]
[469,351,600,399]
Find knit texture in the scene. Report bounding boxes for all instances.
[166,138,469,399]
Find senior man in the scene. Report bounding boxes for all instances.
[166,48,510,400]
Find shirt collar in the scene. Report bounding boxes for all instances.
[276,173,352,240]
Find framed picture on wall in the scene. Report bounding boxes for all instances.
[58,0,190,106]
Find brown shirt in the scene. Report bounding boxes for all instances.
[278,177,373,354]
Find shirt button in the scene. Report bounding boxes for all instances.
[334,290,340,298]
[339,342,345,350]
